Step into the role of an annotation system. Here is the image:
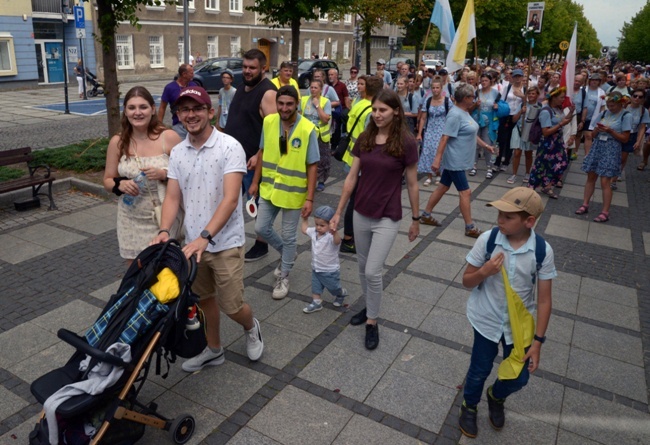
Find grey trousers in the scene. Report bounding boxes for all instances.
[353,211,400,320]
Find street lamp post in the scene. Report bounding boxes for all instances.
[62,0,70,114]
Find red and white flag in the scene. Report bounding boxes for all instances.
[560,23,577,108]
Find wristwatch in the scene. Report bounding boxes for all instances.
[534,334,546,344]
[200,230,215,246]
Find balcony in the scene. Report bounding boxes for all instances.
[32,0,72,14]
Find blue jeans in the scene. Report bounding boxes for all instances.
[463,328,530,407]
[255,197,301,275]
[312,270,343,296]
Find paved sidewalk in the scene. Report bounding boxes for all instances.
[0,154,649,444]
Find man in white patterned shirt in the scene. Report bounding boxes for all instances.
[153,86,264,372]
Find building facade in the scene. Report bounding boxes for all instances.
[91,1,357,81]
[0,0,97,89]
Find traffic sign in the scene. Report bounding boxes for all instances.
[74,6,85,29]
[76,28,86,39]
[559,41,569,51]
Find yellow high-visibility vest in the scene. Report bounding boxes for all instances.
[343,98,372,166]
[271,77,301,101]
[300,96,331,143]
[260,114,316,209]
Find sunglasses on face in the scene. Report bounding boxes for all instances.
[350,70,358,74]
[279,134,287,155]
[633,94,644,99]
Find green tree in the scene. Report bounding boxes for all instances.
[350,0,427,74]
[94,0,171,137]
[247,0,351,64]
[619,1,650,61]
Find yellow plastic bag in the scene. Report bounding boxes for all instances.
[149,267,180,304]
[497,266,535,380]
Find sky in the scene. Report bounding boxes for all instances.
[573,0,646,47]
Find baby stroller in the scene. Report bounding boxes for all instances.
[85,69,104,97]
[29,240,205,445]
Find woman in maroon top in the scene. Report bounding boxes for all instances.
[330,89,420,350]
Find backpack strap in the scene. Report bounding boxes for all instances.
[485,227,499,262]
[447,83,453,97]
[534,233,546,272]
[444,96,450,115]
[408,92,413,111]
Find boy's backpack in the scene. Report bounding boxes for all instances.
[485,227,546,284]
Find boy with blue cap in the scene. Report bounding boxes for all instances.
[301,205,347,313]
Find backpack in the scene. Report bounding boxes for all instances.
[498,84,527,119]
[421,95,451,135]
[529,105,548,145]
[485,227,546,284]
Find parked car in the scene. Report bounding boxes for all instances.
[424,59,444,69]
[192,57,244,92]
[386,57,409,73]
[297,59,339,89]
[271,58,304,79]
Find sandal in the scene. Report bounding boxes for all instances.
[575,205,589,215]
[486,169,493,179]
[423,178,432,187]
[593,212,609,223]
[556,180,563,188]
[638,163,646,171]
[469,168,477,176]
[541,187,558,199]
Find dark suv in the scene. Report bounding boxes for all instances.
[297,59,339,89]
[192,57,243,92]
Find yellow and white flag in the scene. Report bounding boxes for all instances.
[445,0,476,74]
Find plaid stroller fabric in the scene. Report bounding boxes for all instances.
[85,287,169,347]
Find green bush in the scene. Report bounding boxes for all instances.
[31,139,109,173]
[0,167,24,183]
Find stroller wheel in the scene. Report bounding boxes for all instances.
[87,90,96,97]
[97,87,104,96]
[169,414,195,444]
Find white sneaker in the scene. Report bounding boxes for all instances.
[246,318,264,361]
[273,262,282,278]
[507,175,516,184]
[272,277,289,300]
[181,346,225,372]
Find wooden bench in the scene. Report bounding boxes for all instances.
[0,147,57,210]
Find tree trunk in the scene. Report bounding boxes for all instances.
[96,0,121,137]
[290,18,301,79]
[364,29,372,75]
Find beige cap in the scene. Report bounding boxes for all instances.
[487,187,544,218]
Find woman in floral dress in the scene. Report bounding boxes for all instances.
[417,78,448,186]
[528,87,574,199]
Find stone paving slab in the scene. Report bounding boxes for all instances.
[0,138,649,445]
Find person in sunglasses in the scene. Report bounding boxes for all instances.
[248,86,320,300]
[613,88,649,183]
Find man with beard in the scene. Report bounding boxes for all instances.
[153,86,264,371]
[225,49,278,261]
[248,86,319,299]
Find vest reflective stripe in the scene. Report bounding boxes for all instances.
[260,114,316,209]
[343,99,372,166]
[301,96,331,143]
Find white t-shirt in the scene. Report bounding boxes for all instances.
[306,227,340,272]
[167,128,247,253]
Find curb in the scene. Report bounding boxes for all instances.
[0,177,110,208]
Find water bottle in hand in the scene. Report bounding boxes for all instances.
[122,171,146,206]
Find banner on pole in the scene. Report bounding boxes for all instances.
[526,2,545,34]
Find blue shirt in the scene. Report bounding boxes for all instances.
[590,109,633,136]
[161,80,198,125]
[466,229,557,344]
[539,106,563,128]
[625,105,650,133]
[441,106,479,171]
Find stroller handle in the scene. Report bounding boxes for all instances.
[58,328,129,368]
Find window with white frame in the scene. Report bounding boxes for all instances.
[178,36,192,64]
[319,12,328,22]
[207,36,218,58]
[343,41,350,59]
[149,36,164,68]
[229,0,242,13]
[230,36,240,57]
[303,39,311,59]
[115,35,134,69]
[176,0,195,11]
[205,0,219,12]
[344,14,352,24]
[331,40,338,59]
[319,39,325,57]
[0,34,17,76]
